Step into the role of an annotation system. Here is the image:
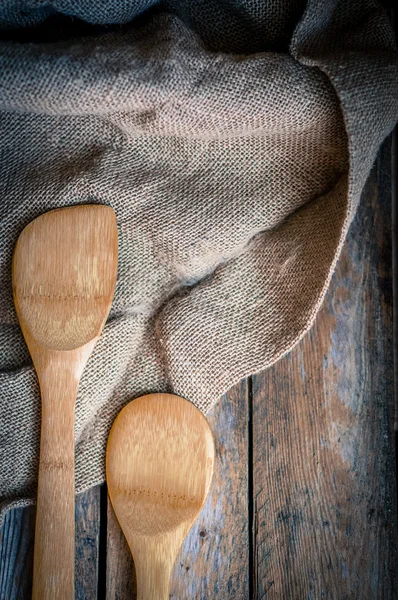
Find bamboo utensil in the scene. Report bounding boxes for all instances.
[106,393,215,600]
[12,205,118,600]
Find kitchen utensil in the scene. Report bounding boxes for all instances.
[106,393,214,600]
[13,205,118,600]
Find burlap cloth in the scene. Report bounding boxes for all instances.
[0,0,397,521]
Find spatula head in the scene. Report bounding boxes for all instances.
[106,394,215,542]
[12,205,118,351]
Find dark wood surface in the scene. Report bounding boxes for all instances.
[0,141,396,599]
[252,141,396,598]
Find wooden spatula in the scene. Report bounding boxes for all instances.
[106,393,215,599]
[12,205,118,600]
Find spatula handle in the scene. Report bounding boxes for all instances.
[135,555,173,600]
[32,364,78,600]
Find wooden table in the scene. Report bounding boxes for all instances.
[1,140,396,599]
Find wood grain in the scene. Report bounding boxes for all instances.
[171,383,250,600]
[0,506,35,600]
[106,382,250,600]
[12,205,118,600]
[75,487,101,600]
[106,497,137,600]
[252,145,396,599]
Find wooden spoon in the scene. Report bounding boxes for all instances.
[12,205,118,600]
[106,393,215,599]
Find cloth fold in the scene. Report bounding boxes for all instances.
[0,0,397,520]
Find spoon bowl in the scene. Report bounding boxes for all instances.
[13,205,117,351]
[107,393,215,600]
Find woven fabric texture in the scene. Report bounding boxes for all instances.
[0,0,397,519]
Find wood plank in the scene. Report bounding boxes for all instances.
[0,506,35,600]
[0,486,101,600]
[252,142,396,599]
[170,382,250,599]
[75,486,101,600]
[106,381,250,599]
[106,490,137,599]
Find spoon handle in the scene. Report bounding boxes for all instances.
[31,342,95,600]
[32,366,76,599]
